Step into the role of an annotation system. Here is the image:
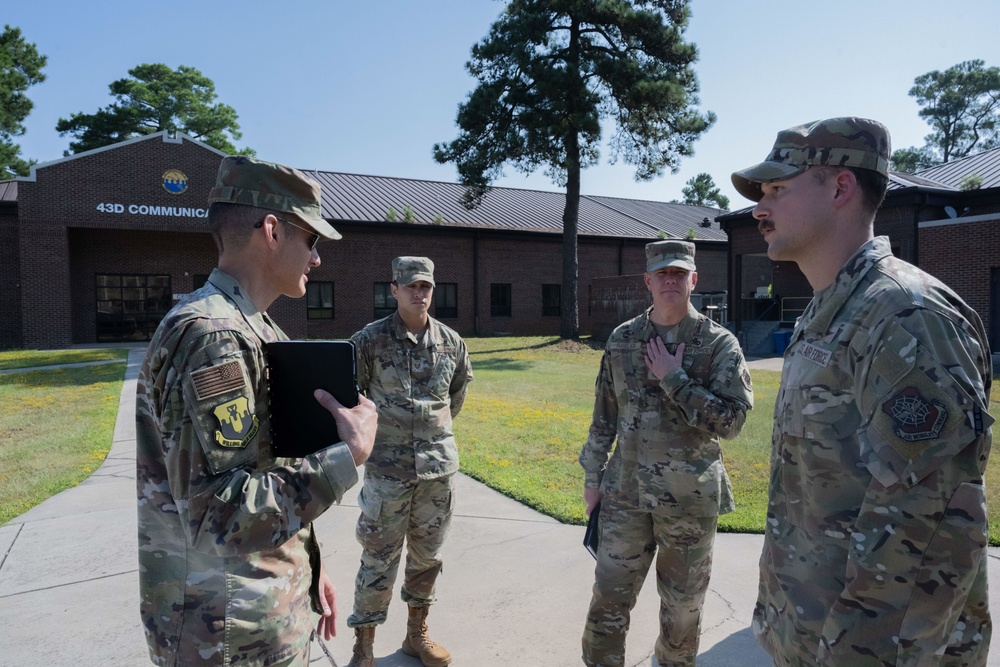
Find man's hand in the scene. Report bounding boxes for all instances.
[584,487,602,517]
[645,338,685,381]
[314,390,378,466]
[315,564,337,640]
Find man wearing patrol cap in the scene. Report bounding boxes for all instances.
[735,118,993,665]
[136,156,379,666]
[345,256,472,667]
[579,240,753,667]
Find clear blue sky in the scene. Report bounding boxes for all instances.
[8,0,1000,208]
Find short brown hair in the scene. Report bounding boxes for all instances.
[208,202,266,253]
[810,166,888,216]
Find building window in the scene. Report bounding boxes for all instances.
[374,282,398,319]
[542,284,561,317]
[434,283,458,319]
[95,273,171,342]
[307,281,334,319]
[491,283,512,317]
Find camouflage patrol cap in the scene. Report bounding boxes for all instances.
[392,256,435,286]
[731,117,891,202]
[645,240,696,272]
[207,156,342,240]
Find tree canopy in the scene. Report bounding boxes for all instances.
[891,59,1000,172]
[56,63,253,156]
[434,0,713,337]
[681,172,728,209]
[0,25,47,179]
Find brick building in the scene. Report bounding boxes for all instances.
[717,151,1000,354]
[0,132,729,350]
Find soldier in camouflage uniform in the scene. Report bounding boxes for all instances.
[136,156,378,667]
[579,241,754,667]
[733,117,994,665]
[345,256,472,667]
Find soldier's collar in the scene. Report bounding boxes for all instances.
[803,236,891,334]
[206,268,274,341]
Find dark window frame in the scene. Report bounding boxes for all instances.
[490,283,512,318]
[373,282,398,319]
[307,281,335,320]
[542,283,561,317]
[434,283,458,319]
[95,273,171,342]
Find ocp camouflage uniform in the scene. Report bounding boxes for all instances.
[136,269,359,667]
[347,312,472,627]
[579,304,754,667]
[754,236,994,666]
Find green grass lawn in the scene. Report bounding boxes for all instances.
[3,340,999,546]
[0,349,127,523]
[455,336,777,530]
[456,336,1000,544]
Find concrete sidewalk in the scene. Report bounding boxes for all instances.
[0,349,996,666]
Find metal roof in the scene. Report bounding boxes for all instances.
[306,171,727,241]
[914,147,1000,189]
[0,180,17,203]
[888,171,954,191]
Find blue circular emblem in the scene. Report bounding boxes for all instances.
[162,169,188,194]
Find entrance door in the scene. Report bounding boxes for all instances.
[96,274,172,342]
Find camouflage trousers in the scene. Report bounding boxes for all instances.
[347,473,455,627]
[267,640,310,667]
[582,499,718,667]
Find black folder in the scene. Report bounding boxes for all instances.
[584,502,601,559]
[265,340,359,458]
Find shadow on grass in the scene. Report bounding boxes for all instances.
[0,364,125,389]
[469,337,562,356]
[472,357,534,371]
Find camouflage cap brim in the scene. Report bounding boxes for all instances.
[207,156,342,241]
[731,162,808,202]
[731,117,891,203]
[399,272,435,286]
[647,256,696,272]
[209,185,342,240]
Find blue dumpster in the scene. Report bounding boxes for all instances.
[772,329,792,355]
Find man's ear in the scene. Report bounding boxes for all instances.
[691,271,698,289]
[831,169,859,209]
[259,213,281,249]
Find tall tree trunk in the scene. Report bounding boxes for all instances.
[561,147,581,339]
[560,17,581,340]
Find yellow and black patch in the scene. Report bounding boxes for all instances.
[191,360,246,401]
[212,395,259,448]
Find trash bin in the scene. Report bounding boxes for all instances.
[772,329,792,355]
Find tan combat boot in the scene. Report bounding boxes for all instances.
[401,605,451,667]
[346,625,376,667]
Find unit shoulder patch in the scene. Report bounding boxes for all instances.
[880,386,947,443]
[212,395,259,448]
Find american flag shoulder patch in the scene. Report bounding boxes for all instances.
[191,360,246,401]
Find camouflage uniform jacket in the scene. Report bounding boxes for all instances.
[579,305,753,516]
[136,268,359,667]
[352,312,472,481]
[754,237,994,666]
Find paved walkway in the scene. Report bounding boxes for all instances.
[0,350,997,665]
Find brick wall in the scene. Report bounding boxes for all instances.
[0,210,22,348]
[17,135,221,348]
[7,134,735,348]
[919,216,1000,344]
[590,275,650,341]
